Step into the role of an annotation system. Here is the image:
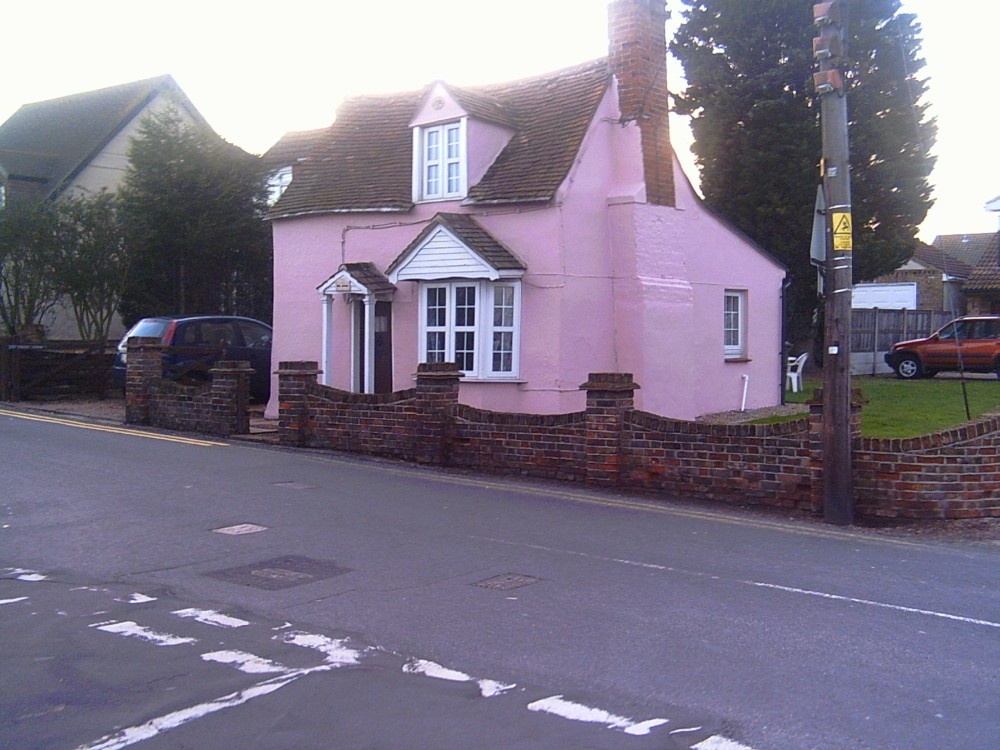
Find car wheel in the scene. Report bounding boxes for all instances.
[895,354,922,379]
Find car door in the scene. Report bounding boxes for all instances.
[921,320,966,370]
[961,320,998,369]
[232,319,272,400]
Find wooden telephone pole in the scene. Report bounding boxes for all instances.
[813,1,854,525]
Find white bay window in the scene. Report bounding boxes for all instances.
[421,281,520,378]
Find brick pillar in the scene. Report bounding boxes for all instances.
[276,361,320,445]
[209,360,253,435]
[414,362,463,465]
[581,373,639,486]
[124,337,164,425]
[808,388,866,514]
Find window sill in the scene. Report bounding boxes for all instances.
[460,377,525,384]
[724,356,751,363]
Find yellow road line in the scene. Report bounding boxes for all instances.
[0,408,227,447]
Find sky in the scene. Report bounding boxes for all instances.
[3,0,997,242]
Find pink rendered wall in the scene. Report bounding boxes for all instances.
[266,86,784,422]
[608,161,786,419]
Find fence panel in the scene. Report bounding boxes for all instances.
[1,339,116,401]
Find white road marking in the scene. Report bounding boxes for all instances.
[91,621,197,646]
[75,667,328,750]
[0,596,28,605]
[279,631,364,666]
[124,593,156,604]
[526,695,668,736]
[693,736,757,750]
[172,608,249,629]
[479,536,1000,629]
[201,650,288,674]
[402,658,516,697]
[2,567,47,581]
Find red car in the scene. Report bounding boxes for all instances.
[884,316,1000,379]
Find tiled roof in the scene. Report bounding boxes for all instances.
[269,59,610,219]
[261,128,328,170]
[0,75,206,200]
[339,262,397,297]
[959,233,1000,292]
[931,233,997,273]
[911,244,973,278]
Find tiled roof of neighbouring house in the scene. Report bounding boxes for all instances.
[0,75,206,200]
[959,233,1000,292]
[268,59,611,219]
[931,233,998,275]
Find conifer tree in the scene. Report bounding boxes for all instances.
[671,0,936,342]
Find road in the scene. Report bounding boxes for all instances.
[1,407,998,749]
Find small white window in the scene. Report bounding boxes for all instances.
[724,289,747,359]
[420,280,520,378]
[417,122,465,201]
[266,166,293,205]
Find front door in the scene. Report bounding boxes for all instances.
[373,301,392,394]
[354,300,393,394]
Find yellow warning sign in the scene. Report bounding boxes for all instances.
[832,211,853,252]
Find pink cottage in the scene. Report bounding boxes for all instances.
[265,0,787,420]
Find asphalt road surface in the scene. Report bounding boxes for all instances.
[1,407,998,749]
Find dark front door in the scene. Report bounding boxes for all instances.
[374,301,392,394]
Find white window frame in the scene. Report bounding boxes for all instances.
[419,280,521,379]
[724,289,747,359]
[413,120,467,202]
[266,166,293,205]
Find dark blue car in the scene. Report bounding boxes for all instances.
[112,316,272,401]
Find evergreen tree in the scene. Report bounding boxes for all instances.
[671,0,935,342]
[118,108,272,326]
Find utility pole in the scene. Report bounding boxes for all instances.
[813,1,854,525]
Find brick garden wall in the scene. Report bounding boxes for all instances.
[125,337,251,436]
[620,410,817,510]
[451,405,588,482]
[855,418,1000,519]
[270,360,1000,520]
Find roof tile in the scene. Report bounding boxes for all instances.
[269,59,610,219]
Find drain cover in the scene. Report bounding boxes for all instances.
[474,573,542,591]
[207,556,351,590]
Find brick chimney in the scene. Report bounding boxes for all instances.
[608,0,675,206]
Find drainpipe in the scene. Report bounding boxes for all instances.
[780,275,792,405]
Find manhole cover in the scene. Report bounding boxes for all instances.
[213,523,268,535]
[474,573,542,591]
[206,556,351,590]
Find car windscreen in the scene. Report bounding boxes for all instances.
[124,319,172,341]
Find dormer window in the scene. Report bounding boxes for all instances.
[415,120,466,201]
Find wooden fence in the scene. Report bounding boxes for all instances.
[0,338,116,401]
[850,308,952,375]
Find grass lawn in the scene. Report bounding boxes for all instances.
[785,375,1000,439]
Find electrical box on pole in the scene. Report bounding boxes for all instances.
[813,0,854,525]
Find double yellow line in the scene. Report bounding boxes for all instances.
[0,408,226,447]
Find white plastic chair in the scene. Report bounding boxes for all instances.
[786,353,808,393]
